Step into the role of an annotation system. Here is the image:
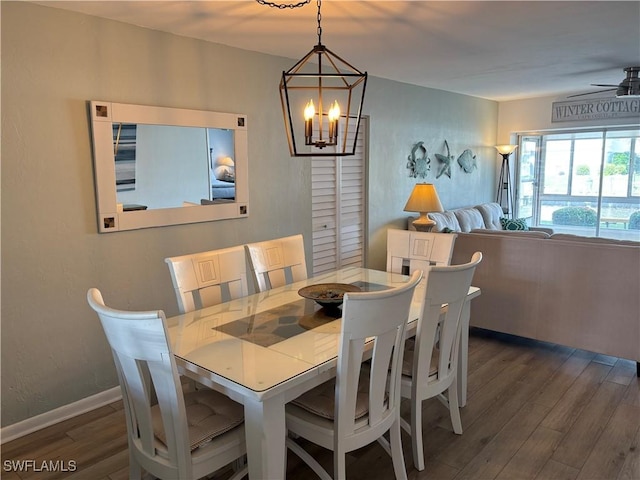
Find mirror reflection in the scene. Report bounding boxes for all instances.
[208,127,236,203]
[112,124,236,210]
[90,101,249,233]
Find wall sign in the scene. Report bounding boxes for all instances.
[551,97,640,123]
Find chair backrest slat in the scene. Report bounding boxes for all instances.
[245,234,308,292]
[165,246,249,313]
[414,252,482,384]
[87,288,192,478]
[335,270,422,440]
[387,229,458,275]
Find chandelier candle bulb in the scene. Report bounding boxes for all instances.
[328,100,340,142]
[304,100,315,143]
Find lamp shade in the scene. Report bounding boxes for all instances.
[403,183,444,232]
[216,156,235,167]
[403,183,444,214]
[495,144,518,156]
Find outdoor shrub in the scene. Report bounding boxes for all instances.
[604,164,627,176]
[629,211,640,230]
[551,206,597,226]
[576,165,590,175]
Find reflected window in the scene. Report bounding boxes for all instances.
[113,123,137,192]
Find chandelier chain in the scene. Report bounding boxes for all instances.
[316,0,322,44]
[255,0,311,9]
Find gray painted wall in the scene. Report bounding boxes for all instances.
[1,2,497,426]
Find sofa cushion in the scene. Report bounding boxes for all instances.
[428,211,461,232]
[500,217,530,231]
[475,202,504,230]
[453,207,486,232]
[550,233,640,247]
[469,229,551,239]
[530,226,555,235]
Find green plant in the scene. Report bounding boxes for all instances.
[576,164,590,175]
[629,211,640,230]
[551,206,597,226]
[604,152,631,176]
[604,164,627,176]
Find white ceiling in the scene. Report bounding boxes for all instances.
[35,0,640,101]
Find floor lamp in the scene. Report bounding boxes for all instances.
[495,145,518,218]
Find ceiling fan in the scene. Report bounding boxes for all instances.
[568,66,640,98]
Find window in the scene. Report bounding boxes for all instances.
[516,127,640,241]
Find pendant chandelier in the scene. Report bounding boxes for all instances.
[259,0,367,157]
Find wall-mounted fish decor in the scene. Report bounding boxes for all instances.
[406,141,430,178]
[434,140,453,179]
[457,149,477,173]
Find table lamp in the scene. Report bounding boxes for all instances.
[403,183,444,231]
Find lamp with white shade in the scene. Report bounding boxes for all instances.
[403,183,444,232]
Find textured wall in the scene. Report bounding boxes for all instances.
[1,2,497,426]
[365,79,498,269]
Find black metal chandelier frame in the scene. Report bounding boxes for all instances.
[262,0,367,157]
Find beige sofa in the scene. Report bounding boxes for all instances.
[409,202,553,234]
[451,230,640,365]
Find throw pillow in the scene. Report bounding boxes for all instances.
[500,217,530,231]
[214,165,235,182]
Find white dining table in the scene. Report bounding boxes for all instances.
[166,267,480,479]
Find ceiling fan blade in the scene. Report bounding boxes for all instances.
[567,88,617,98]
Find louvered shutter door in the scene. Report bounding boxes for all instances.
[311,118,366,275]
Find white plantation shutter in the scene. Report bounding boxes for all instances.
[311,118,367,275]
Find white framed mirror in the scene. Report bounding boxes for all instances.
[89,101,249,233]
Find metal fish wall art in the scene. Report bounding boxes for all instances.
[457,149,477,173]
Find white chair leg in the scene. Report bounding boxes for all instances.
[448,381,463,435]
[228,464,249,480]
[334,446,347,480]
[286,437,332,480]
[376,434,391,457]
[411,397,425,471]
[390,420,408,480]
[129,458,142,479]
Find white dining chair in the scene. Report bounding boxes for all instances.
[386,229,458,275]
[245,234,308,292]
[87,288,247,480]
[400,252,482,471]
[165,245,249,313]
[285,270,423,480]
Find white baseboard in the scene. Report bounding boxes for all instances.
[1,386,122,444]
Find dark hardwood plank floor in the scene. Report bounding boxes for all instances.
[2,328,638,480]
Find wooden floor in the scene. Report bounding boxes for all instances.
[2,328,639,480]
